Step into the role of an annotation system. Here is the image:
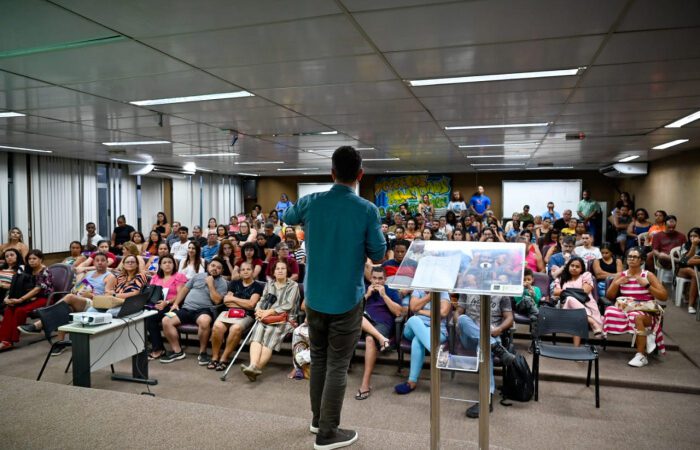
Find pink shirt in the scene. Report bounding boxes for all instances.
[150,272,188,301]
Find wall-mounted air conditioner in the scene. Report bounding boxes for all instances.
[599,163,648,178]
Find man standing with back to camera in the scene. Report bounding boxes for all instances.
[284,146,386,450]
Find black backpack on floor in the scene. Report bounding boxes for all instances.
[500,353,534,405]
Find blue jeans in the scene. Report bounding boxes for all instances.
[457,315,497,394]
[403,316,446,383]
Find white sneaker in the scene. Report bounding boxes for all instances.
[628,352,648,368]
[646,333,656,354]
[688,307,697,314]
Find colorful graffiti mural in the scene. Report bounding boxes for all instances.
[374,175,451,216]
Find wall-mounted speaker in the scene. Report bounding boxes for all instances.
[242,179,257,200]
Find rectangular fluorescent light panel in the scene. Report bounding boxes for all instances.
[237,172,259,177]
[652,139,689,150]
[130,91,254,106]
[277,168,319,171]
[234,161,284,165]
[619,155,640,163]
[0,144,52,153]
[525,166,574,170]
[385,170,429,173]
[110,158,149,164]
[446,122,549,130]
[319,131,338,135]
[465,155,530,159]
[409,68,582,87]
[363,158,400,162]
[665,110,700,128]
[458,141,539,148]
[470,163,526,167]
[102,141,170,146]
[177,152,239,157]
[0,112,25,118]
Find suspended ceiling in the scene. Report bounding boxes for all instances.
[1,0,699,176]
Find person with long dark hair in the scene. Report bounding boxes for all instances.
[553,256,603,346]
[178,241,204,280]
[152,211,171,237]
[592,243,623,297]
[148,254,188,360]
[676,227,700,314]
[0,227,29,259]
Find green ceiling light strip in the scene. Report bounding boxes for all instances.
[0,35,126,59]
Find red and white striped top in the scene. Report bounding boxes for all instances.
[619,269,654,301]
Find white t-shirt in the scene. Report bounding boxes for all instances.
[81,232,104,248]
[178,258,205,280]
[170,240,190,262]
[574,245,602,263]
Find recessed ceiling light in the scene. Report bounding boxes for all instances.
[130,91,254,106]
[665,110,700,128]
[110,157,150,164]
[0,144,52,153]
[355,147,375,150]
[475,168,522,171]
[183,162,197,172]
[102,140,170,146]
[385,170,429,173]
[525,166,574,170]
[277,168,319,171]
[652,139,689,150]
[363,158,400,162]
[319,130,338,135]
[409,67,583,87]
[465,155,530,159]
[0,112,25,118]
[458,141,540,148]
[177,152,239,157]
[234,161,285,165]
[470,163,526,167]
[446,123,550,130]
[237,172,259,177]
[619,155,640,163]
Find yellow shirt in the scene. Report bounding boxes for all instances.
[561,227,576,236]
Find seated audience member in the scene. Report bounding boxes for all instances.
[21,253,116,355]
[207,217,218,234]
[540,228,561,261]
[216,225,229,243]
[170,226,190,262]
[235,221,256,244]
[457,292,515,418]
[0,250,54,351]
[201,230,221,263]
[166,221,181,247]
[504,213,521,234]
[513,268,541,321]
[421,228,436,241]
[561,218,578,237]
[519,232,544,273]
[417,194,433,218]
[451,229,466,242]
[228,215,240,235]
[209,261,264,371]
[542,202,560,222]
[574,232,602,264]
[110,215,135,253]
[80,222,103,252]
[233,242,263,281]
[0,227,29,259]
[252,204,264,224]
[389,213,404,233]
[265,242,299,282]
[547,236,576,280]
[152,211,171,238]
[146,241,170,275]
[505,219,522,241]
[254,233,270,261]
[522,221,536,242]
[646,210,667,244]
[612,205,633,252]
[116,241,146,273]
[63,241,84,265]
[179,241,205,281]
[553,256,604,344]
[647,215,686,273]
[287,237,306,264]
[520,205,534,223]
[262,222,281,250]
[88,254,147,316]
[160,258,228,364]
[592,243,623,297]
[536,217,553,241]
[381,239,409,277]
[464,215,481,239]
[144,230,161,256]
[404,218,419,241]
[217,239,238,280]
[147,255,189,360]
[553,209,572,231]
[289,300,311,380]
[189,226,208,248]
[240,260,300,381]
[603,247,668,367]
[356,267,402,400]
[626,208,651,249]
[394,289,451,395]
[676,227,700,314]
[0,249,24,305]
[75,240,117,275]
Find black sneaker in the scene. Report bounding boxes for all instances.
[197,352,211,366]
[466,397,493,419]
[18,323,41,335]
[314,428,358,450]
[50,342,70,357]
[491,343,516,366]
[160,351,186,363]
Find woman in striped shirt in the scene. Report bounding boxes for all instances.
[603,247,667,368]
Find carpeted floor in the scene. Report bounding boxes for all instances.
[1,297,699,449]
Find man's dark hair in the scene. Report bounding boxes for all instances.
[666,215,677,223]
[241,242,256,252]
[562,236,576,246]
[97,239,109,247]
[395,226,405,233]
[209,257,224,268]
[394,239,411,250]
[371,266,386,276]
[179,226,189,234]
[522,220,534,228]
[523,267,534,278]
[332,146,362,183]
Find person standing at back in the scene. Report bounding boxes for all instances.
[284,146,386,450]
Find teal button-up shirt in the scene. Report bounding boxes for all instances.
[283,184,386,314]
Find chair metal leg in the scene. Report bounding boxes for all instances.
[594,358,600,408]
[110,364,115,374]
[586,360,592,387]
[37,346,55,381]
[65,357,72,374]
[533,353,539,401]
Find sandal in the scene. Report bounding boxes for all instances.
[379,339,392,353]
[216,360,229,371]
[207,359,219,370]
[148,351,164,361]
[355,388,371,400]
[0,341,13,352]
[394,382,416,395]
